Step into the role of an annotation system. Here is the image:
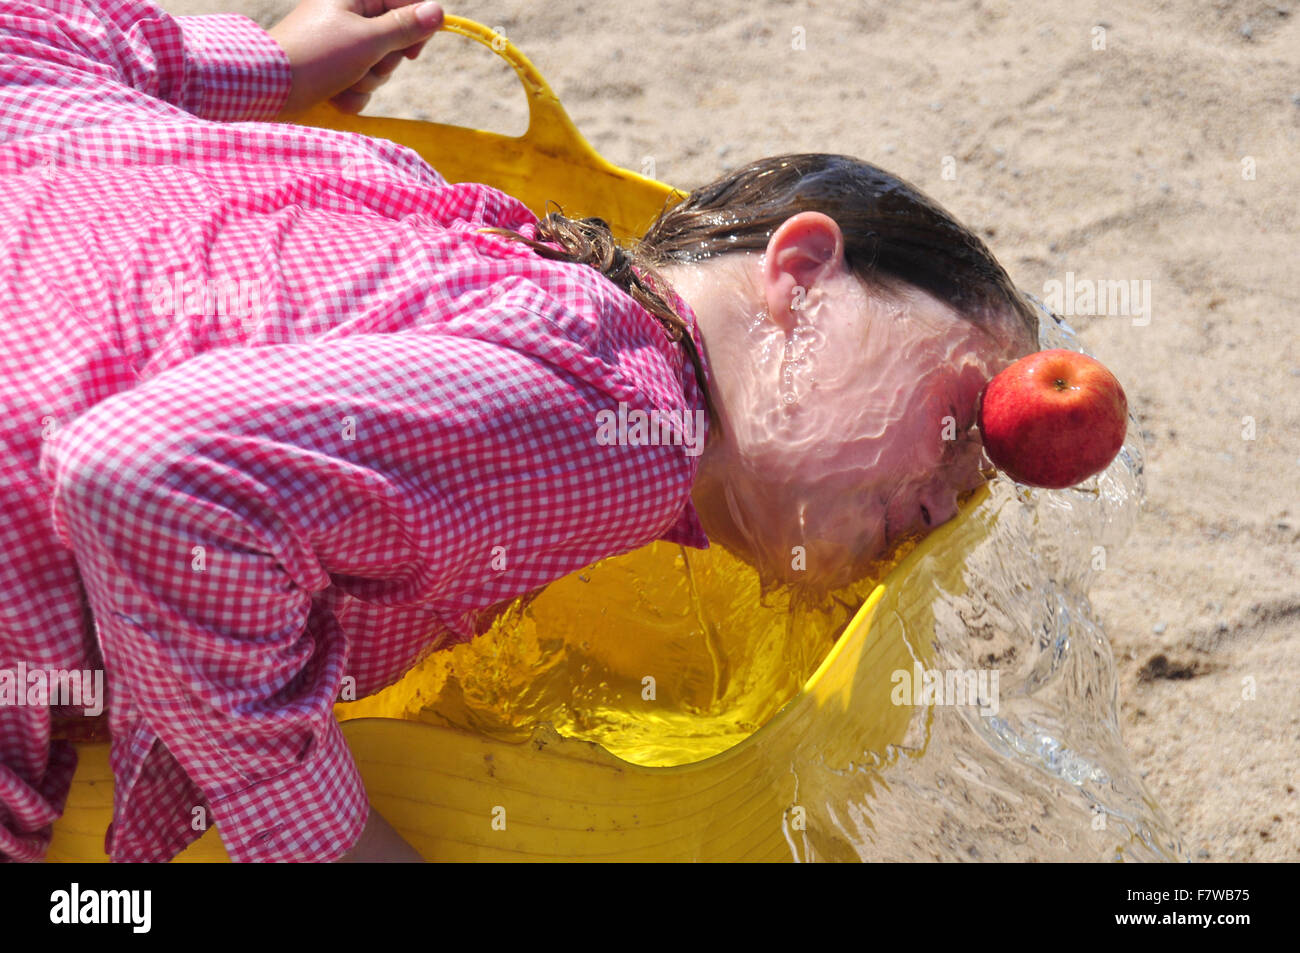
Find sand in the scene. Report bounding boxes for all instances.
[160,0,1298,862]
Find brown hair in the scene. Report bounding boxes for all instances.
[479,153,1040,439]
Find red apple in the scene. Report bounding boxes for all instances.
[976,349,1127,489]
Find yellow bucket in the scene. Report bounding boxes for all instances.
[46,17,993,862]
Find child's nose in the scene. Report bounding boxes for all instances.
[918,486,959,528]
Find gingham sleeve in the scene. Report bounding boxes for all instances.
[170,13,293,122]
[54,0,291,122]
[37,330,694,862]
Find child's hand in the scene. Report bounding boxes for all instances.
[267,0,445,118]
[337,804,426,862]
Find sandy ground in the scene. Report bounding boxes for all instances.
[161,0,1298,861]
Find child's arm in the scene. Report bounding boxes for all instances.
[1,0,291,123]
[337,805,424,862]
[38,331,694,862]
[0,0,442,127]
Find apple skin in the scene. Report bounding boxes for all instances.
[976,349,1128,489]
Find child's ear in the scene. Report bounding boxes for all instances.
[761,211,846,332]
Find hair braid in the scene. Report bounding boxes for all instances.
[477,206,721,439]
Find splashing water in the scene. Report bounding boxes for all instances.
[338,296,1185,862]
[784,297,1186,862]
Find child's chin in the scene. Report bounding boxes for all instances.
[762,544,879,595]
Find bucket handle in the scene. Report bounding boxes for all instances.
[289,15,600,166]
[435,15,595,159]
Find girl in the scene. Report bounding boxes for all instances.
[0,0,1037,863]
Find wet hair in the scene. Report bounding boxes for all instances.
[479,153,1040,438]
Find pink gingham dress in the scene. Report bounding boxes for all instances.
[0,0,710,862]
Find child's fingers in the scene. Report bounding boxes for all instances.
[359,0,443,59]
[361,47,405,84]
[336,50,405,101]
[346,56,403,96]
[370,48,408,79]
[347,74,386,96]
[402,39,427,60]
[330,88,372,115]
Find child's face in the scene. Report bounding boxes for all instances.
[682,230,1031,591]
[783,279,1020,584]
